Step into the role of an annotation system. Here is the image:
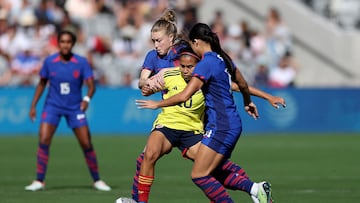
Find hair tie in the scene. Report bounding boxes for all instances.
[180,51,201,61]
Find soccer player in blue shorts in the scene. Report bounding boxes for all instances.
[25,30,111,192]
[136,23,276,203]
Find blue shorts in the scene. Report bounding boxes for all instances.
[153,126,203,157]
[201,127,242,159]
[41,106,88,128]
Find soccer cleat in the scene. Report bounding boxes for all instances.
[94,180,111,191]
[256,181,273,203]
[25,180,45,191]
[115,197,137,203]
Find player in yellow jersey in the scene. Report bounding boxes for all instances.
[124,47,285,203]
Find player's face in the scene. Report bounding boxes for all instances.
[179,55,197,82]
[151,30,174,56]
[58,34,74,55]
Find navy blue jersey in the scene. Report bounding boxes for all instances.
[192,52,242,131]
[141,43,187,74]
[39,53,93,111]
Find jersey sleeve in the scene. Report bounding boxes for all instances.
[82,58,94,80]
[39,57,49,79]
[142,50,157,72]
[192,60,212,83]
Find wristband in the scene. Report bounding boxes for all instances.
[83,96,91,103]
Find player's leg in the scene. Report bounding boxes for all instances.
[138,129,173,203]
[131,149,144,201]
[72,125,110,191]
[184,134,252,192]
[25,109,59,191]
[69,110,111,191]
[191,143,234,202]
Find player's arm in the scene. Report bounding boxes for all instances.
[136,76,203,109]
[233,68,258,119]
[29,78,48,121]
[81,77,95,111]
[138,69,152,89]
[231,83,286,109]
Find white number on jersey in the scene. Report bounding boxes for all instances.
[60,82,70,95]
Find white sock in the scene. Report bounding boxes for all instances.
[250,182,259,196]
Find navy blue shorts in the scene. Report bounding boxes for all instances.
[201,127,242,159]
[153,126,203,156]
[41,105,88,128]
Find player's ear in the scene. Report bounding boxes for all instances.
[169,34,175,43]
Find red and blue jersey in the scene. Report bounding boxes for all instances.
[39,53,93,111]
[192,51,242,131]
[141,43,187,74]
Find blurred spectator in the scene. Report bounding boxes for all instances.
[268,52,297,88]
[0,40,41,86]
[265,7,292,69]
[111,24,143,86]
[210,9,227,43]
[253,63,269,88]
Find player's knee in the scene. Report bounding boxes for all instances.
[143,147,161,163]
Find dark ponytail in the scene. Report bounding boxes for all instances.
[189,23,237,82]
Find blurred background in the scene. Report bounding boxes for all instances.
[0,0,359,135]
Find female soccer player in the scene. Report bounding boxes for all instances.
[132,46,284,203]
[138,9,187,93]
[136,23,274,203]
[131,8,189,200]
[25,30,111,192]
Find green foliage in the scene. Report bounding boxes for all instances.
[0,134,359,203]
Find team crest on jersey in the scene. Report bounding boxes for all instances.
[73,70,80,78]
[203,130,213,138]
[155,124,164,129]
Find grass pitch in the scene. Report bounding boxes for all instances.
[0,134,359,203]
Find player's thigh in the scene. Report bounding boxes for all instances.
[191,144,225,178]
[73,125,92,149]
[39,109,61,144]
[186,142,201,160]
[39,122,58,144]
[145,130,172,158]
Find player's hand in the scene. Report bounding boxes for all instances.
[80,101,88,111]
[135,100,159,109]
[141,85,154,96]
[244,102,259,120]
[269,96,286,109]
[29,107,36,122]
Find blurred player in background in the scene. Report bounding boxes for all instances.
[131,46,285,203]
[136,23,275,203]
[25,30,111,192]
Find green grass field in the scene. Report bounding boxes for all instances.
[1,134,359,203]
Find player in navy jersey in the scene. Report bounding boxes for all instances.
[131,9,189,200]
[138,9,187,93]
[136,23,274,203]
[25,30,111,192]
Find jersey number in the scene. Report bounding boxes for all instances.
[177,97,192,108]
[60,82,70,95]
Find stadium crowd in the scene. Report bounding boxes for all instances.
[0,0,297,88]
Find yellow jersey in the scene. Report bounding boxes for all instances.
[153,67,205,133]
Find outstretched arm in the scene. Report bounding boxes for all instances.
[231,82,286,109]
